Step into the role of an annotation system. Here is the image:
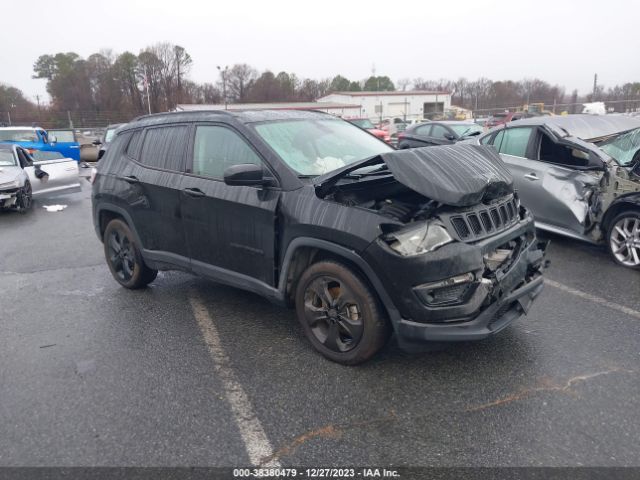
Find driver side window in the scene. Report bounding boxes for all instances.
[538,133,590,168]
[192,125,262,179]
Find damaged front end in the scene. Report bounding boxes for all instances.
[315,144,547,350]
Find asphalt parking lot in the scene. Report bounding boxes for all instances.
[1,175,639,468]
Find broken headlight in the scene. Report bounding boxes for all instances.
[385,222,453,256]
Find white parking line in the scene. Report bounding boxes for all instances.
[189,293,280,468]
[545,278,640,320]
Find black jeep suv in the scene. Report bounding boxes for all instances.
[92,110,546,364]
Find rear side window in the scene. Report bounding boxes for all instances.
[494,127,533,157]
[139,125,189,171]
[192,125,262,179]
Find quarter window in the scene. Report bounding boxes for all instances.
[495,127,533,157]
[126,130,144,159]
[192,125,262,179]
[139,126,188,171]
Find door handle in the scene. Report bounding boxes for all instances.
[524,173,539,181]
[119,175,139,184]
[183,187,205,198]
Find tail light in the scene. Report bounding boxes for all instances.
[89,167,98,184]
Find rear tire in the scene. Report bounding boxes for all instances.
[607,210,640,269]
[103,219,158,288]
[295,261,391,365]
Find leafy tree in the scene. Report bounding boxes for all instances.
[363,76,395,91]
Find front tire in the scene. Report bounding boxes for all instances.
[17,181,32,213]
[103,219,158,288]
[295,261,391,365]
[607,211,640,269]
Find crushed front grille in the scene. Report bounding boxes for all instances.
[442,195,520,242]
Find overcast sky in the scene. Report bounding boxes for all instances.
[2,0,638,103]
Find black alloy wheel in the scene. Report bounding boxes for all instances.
[17,181,32,213]
[303,275,365,353]
[295,261,390,365]
[103,219,158,288]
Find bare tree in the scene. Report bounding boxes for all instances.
[225,64,258,103]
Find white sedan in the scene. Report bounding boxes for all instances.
[0,143,81,212]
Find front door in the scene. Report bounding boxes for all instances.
[180,124,280,285]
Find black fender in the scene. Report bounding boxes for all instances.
[277,237,403,329]
[93,202,144,247]
[601,192,640,233]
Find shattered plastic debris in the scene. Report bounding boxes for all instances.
[43,205,67,212]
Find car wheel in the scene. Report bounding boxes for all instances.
[295,261,391,365]
[607,211,640,269]
[17,181,33,213]
[103,218,158,288]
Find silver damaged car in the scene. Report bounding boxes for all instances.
[477,114,640,269]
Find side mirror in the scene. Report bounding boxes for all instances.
[49,135,57,144]
[223,163,266,186]
[445,133,456,141]
[92,139,102,146]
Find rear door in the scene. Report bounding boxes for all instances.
[118,125,190,259]
[487,126,548,218]
[181,123,280,285]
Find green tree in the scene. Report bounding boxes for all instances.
[363,76,395,91]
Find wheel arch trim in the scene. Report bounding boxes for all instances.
[278,237,402,327]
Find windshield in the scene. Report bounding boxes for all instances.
[48,130,75,143]
[0,150,17,166]
[254,118,393,176]
[600,127,640,166]
[350,119,375,129]
[31,150,64,161]
[0,130,39,142]
[449,124,483,136]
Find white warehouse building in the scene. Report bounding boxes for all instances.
[318,91,452,122]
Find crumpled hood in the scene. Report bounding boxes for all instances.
[0,166,21,187]
[379,144,514,207]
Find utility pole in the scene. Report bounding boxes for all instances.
[144,67,152,114]
[592,73,598,100]
[217,65,228,109]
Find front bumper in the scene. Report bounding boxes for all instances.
[0,189,19,208]
[363,216,547,350]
